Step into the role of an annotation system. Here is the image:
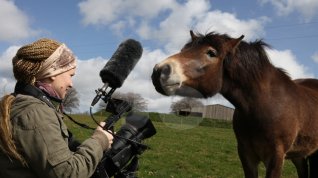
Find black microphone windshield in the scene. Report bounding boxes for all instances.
[99,39,143,88]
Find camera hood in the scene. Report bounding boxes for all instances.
[126,113,157,140]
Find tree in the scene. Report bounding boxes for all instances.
[170,97,204,114]
[63,88,80,113]
[99,91,148,112]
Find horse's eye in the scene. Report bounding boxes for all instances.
[206,50,217,58]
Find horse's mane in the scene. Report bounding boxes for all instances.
[185,32,291,86]
[233,38,291,84]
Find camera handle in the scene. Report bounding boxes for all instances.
[104,100,132,131]
[103,99,150,149]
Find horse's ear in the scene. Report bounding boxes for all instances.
[190,30,198,41]
[226,35,244,53]
[231,35,244,48]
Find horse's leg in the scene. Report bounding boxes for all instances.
[308,151,318,178]
[291,158,308,178]
[237,143,259,178]
[264,150,285,178]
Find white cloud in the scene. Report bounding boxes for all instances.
[260,0,318,21]
[143,1,268,59]
[195,11,269,41]
[145,0,211,51]
[0,46,18,78]
[0,0,38,42]
[0,46,18,95]
[78,0,268,53]
[78,0,176,26]
[73,57,106,112]
[312,52,318,64]
[78,0,122,26]
[266,48,314,79]
[204,94,234,108]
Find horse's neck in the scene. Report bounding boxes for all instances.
[221,69,294,112]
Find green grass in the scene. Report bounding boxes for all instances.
[64,114,299,178]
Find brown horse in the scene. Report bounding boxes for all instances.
[151,30,318,178]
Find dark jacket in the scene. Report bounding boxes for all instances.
[0,94,109,178]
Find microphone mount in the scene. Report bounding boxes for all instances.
[91,83,116,107]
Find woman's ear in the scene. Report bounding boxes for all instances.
[50,76,56,81]
[39,77,55,83]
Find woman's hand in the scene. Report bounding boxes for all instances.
[94,122,114,150]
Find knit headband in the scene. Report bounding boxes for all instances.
[35,44,76,80]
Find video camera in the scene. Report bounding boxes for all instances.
[91,98,156,178]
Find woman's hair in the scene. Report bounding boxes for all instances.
[0,38,61,165]
[13,38,62,85]
[0,95,25,164]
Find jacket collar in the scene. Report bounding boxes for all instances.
[14,81,62,111]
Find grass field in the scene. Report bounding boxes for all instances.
[64,114,299,178]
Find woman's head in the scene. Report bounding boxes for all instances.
[12,38,77,99]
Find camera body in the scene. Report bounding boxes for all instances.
[92,99,156,178]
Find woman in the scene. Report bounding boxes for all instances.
[0,38,113,178]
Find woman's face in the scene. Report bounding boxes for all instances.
[50,68,76,99]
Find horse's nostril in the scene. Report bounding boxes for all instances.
[161,64,171,76]
[152,64,168,95]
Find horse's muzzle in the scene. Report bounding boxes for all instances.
[151,64,169,95]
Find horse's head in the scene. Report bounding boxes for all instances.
[152,30,244,98]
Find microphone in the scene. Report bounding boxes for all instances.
[91,39,143,106]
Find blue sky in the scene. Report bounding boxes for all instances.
[1,0,318,113]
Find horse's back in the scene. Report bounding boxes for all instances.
[291,78,318,154]
[294,78,318,90]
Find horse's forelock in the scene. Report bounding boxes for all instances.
[183,31,231,52]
